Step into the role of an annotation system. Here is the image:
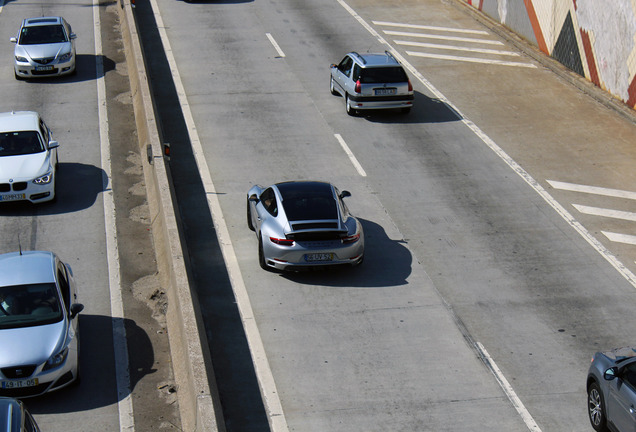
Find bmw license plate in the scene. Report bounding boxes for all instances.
[0,194,25,202]
[1,378,38,389]
[305,253,333,262]
[375,88,396,96]
[35,66,54,71]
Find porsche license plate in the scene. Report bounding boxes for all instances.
[0,194,25,202]
[305,253,333,262]
[1,378,38,389]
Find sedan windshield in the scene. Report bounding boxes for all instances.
[19,25,67,45]
[0,132,44,156]
[0,283,63,329]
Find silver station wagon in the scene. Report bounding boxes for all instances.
[330,51,414,115]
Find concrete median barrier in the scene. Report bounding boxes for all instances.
[116,1,224,431]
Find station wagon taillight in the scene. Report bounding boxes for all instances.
[354,79,361,93]
[408,79,413,92]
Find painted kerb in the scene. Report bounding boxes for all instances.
[116,1,224,431]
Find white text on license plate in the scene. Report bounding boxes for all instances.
[36,66,53,71]
[305,253,333,262]
[2,378,38,389]
[0,194,25,202]
[375,88,396,95]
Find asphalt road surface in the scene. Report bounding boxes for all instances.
[136,0,636,431]
[0,1,179,431]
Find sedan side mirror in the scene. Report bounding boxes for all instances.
[248,194,259,203]
[9,37,16,44]
[340,190,351,199]
[48,140,59,150]
[70,33,77,40]
[70,303,84,319]
[330,64,337,69]
[604,367,618,381]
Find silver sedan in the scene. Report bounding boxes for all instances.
[10,17,76,80]
[247,181,364,271]
[0,251,83,397]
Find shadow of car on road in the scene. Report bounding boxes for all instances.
[16,54,116,84]
[281,218,412,287]
[0,162,106,216]
[19,314,154,414]
[354,91,462,124]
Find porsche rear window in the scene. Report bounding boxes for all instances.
[278,183,338,221]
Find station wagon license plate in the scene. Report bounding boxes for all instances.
[305,253,333,262]
[35,66,54,71]
[375,88,396,96]
[0,194,25,202]
[1,378,38,389]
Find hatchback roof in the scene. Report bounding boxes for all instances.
[23,16,63,26]
[0,111,40,134]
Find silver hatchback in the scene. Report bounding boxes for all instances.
[330,51,414,115]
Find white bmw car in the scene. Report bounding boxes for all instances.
[0,111,59,204]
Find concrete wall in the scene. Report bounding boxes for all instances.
[116,1,225,431]
[462,0,636,110]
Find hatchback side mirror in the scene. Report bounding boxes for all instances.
[10,37,17,44]
[340,190,351,199]
[48,140,59,150]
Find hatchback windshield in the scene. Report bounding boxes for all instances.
[0,132,44,157]
[360,67,408,84]
[0,283,63,329]
[19,25,67,45]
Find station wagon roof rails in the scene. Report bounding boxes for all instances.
[350,52,366,64]
[385,50,397,62]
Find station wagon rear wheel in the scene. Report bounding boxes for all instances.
[345,95,356,116]
[588,382,608,432]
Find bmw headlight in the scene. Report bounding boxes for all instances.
[58,52,72,62]
[33,172,53,185]
[15,55,28,63]
[43,347,69,371]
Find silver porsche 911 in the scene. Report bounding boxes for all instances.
[247,181,364,271]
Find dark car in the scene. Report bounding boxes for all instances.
[0,397,40,431]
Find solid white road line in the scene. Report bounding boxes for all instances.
[477,343,542,432]
[334,134,367,177]
[547,180,636,201]
[149,1,289,431]
[573,204,636,222]
[93,1,135,430]
[266,33,286,58]
[337,1,545,430]
[395,40,521,57]
[373,20,489,35]
[406,50,536,67]
[603,232,636,246]
[383,30,504,45]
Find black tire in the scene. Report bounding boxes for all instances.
[258,235,268,270]
[247,199,254,231]
[346,95,356,116]
[588,382,608,432]
[330,76,338,95]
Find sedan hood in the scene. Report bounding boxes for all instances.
[16,43,70,60]
[0,321,65,366]
[0,153,49,182]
